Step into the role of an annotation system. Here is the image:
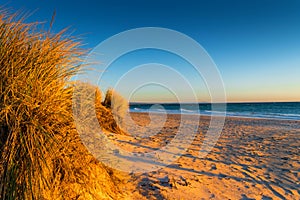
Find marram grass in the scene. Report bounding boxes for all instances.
[102,89,128,132]
[0,10,127,199]
[74,83,128,135]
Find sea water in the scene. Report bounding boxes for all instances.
[130,102,300,120]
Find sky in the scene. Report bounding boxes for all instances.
[4,0,300,102]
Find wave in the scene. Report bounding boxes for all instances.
[131,108,167,113]
[129,102,300,120]
[180,108,197,113]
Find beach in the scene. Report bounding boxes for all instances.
[110,113,300,200]
[2,3,300,199]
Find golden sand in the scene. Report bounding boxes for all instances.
[110,113,300,199]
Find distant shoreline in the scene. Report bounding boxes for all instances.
[129,102,300,121]
[130,111,300,122]
[130,101,300,104]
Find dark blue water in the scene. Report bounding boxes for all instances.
[130,102,300,120]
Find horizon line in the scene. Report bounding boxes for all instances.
[129,100,300,104]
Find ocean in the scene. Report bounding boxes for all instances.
[129,102,300,121]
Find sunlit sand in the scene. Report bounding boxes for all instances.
[111,113,300,199]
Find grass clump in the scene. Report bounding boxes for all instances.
[103,89,128,132]
[0,10,126,199]
[73,83,128,135]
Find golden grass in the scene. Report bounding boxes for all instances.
[103,89,128,132]
[0,10,127,199]
[73,83,127,135]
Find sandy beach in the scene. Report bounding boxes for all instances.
[2,3,300,199]
[108,113,300,200]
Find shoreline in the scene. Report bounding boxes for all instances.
[130,111,300,122]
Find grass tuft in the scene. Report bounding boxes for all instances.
[103,89,128,131]
[0,10,126,199]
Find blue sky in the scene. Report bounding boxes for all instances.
[5,0,300,102]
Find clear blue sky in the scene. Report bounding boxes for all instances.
[5,0,300,102]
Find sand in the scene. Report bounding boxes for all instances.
[105,113,300,200]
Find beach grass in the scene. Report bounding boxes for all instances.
[0,10,126,199]
[102,89,128,132]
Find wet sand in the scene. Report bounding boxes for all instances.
[111,113,300,199]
